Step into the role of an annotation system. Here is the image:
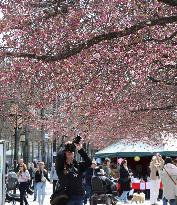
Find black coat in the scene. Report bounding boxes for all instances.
[119,166,131,191]
[55,148,92,196]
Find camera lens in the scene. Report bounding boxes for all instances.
[73,135,82,144]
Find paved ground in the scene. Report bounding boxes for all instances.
[5,181,157,205]
[5,182,52,205]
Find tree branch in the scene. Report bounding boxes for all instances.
[148,64,177,86]
[158,64,177,71]
[127,30,177,47]
[158,0,177,6]
[131,105,176,113]
[148,76,177,86]
[149,30,177,43]
[2,15,177,62]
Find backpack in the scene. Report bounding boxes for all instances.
[7,172,19,190]
[91,176,108,194]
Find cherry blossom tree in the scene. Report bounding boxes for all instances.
[0,0,176,148]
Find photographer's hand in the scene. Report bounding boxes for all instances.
[74,143,82,150]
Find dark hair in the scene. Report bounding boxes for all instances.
[120,159,127,166]
[164,157,172,164]
[64,142,75,152]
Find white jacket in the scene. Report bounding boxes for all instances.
[160,163,177,200]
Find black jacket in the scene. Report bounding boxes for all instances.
[55,148,92,196]
[119,166,131,191]
[35,169,50,183]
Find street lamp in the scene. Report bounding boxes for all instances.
[10,104,22,171]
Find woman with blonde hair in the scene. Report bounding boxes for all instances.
[35,161,50,205]
[149,154,164,205]
[17,163,30,205]
[103,158,111,177]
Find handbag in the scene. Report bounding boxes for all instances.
[50,190,69,205]
[164,167,177,196]
[41,176,46,183]
[26,187,34,195]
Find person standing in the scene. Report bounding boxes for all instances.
[83,160,99,205]
[50,163,59,193]
[118,159,131,203]
[35,161,50,205]
[16,159,24,173]
[149,154,164,205]
[103,158,112,177]
[160,157,177,205]
[28,162,35,188]
[52,140,92,205]
[17,163,30,205]
[33,162,39,201]
[5,161,9,176]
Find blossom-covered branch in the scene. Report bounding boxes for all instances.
[131,104,176,112]
[2,15,177,62]
[158,0,177,6]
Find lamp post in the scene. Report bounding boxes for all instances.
[10,104,22,171]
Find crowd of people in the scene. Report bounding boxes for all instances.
[6,159,52,205]
[5,140,177,205]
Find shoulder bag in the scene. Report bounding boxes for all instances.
[164,167,177,197]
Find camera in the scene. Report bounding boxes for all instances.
[72,135,82,144]
[64,135,82,152]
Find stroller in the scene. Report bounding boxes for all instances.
[90,176,118,205]
[5,172,21,204]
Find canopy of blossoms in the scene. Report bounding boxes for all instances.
[0,0,176,148]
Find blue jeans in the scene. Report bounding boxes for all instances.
[119,191,129,202]
[84,184,92,204]
[33,181,37,199]
[37,182,46,204]
[66,195,84,205]
[163,197,175,205]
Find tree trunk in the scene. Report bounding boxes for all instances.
[41,108,46,163]
[23,125,30,165]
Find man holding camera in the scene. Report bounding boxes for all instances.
[51,136,92,205]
